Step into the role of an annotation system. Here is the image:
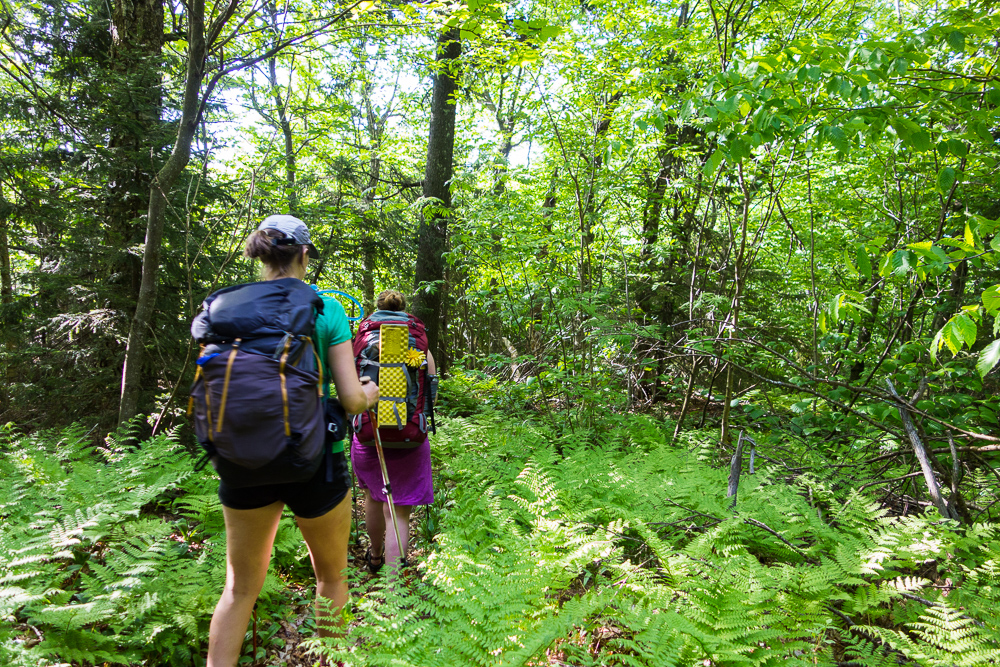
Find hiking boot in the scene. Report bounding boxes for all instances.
[365,548,384,574]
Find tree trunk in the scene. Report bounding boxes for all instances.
[360,79,383,315]
[0,204,11,306]
[106,0,164,350]
[720,182,752,448]
[0,203,12,415]
[412,28,461,363]
[577,91,624,296]
[118,0,210,426]
[849,289,883,383]
[268,56,298,215]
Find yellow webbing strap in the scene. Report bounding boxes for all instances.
[303,335,323,397]
[204,377,214,444]
[188,345,206,417]
[215,338,241,433]
[279,337,291,437]
[187,365,203,417]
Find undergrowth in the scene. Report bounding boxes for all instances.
[0,423,309,666]
[319,415,1000,666]
[2,413,1000,666]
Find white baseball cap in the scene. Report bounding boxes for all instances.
[257,214,319,259]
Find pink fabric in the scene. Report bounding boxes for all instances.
[350,436,433,506]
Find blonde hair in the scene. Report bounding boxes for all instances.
[376,289,406,311]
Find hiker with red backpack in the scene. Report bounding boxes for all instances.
[191,215,379,667]
[351,289,438,575]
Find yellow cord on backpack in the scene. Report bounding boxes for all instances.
[216,338,241,433]
[279,338,291,437]
[204,380,214,444]
[188,366,202,417]
[188,345,206,417]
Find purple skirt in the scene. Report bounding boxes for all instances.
[350,435,433,506]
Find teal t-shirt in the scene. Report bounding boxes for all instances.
[314,294,353,401]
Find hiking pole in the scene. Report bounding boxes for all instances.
[368,409,405,568]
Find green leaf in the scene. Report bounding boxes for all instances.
[856,246,872,282]
[941,322,961,355]
[704,149,724,178]
[878,251,895,278]
[955,313,977,346]
[843,290,865,302]
[828,294,842,324]
[909,130,932,152]
[937,167,956,194]
[907,241,951,265]
[972,120,994,142]
[977,339,1000,377]
[930,328,943,363]
[717,96,738,117]
[678,99,695,121]
[938,237,976,252]
[890,250,917,276]
[982,285,1000,315]
[729,137,750,161]
[844,247,858,276]
[889,118,917,141]
[826,125,849,154]
[791,400,812,413]
[948,31,966,52]
[947,139,968,157]
[537,25,562,40]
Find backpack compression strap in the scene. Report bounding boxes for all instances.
[215,338,241,433]
[279,337,292,437]
[187,344,207,419]
[189,347,216,444]
[204,378,214,443]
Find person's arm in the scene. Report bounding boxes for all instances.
[328,341,378,414]
[426,350,436,375]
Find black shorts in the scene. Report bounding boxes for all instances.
[218,450,352,519]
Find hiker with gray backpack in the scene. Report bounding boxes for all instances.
[189,215,379,667]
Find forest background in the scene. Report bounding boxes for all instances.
[2,0,1000,665]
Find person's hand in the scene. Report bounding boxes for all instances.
[360,377,380,409]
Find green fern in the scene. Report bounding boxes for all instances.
[857,603,1000,666]
[0,425,224,665]
[5,413,1000,666]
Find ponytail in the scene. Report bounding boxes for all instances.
[245,229,303,278]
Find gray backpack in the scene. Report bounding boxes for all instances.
[188,278,326,488]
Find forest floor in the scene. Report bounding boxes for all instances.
[252,493,433,667]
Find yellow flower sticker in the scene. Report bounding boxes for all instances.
[405,348,426,368]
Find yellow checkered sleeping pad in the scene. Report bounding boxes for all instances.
[376,324,409,429]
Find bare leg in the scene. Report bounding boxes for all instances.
[382,503,412,574]
[296,492,352,636]
[207,501,284,667]
[363,488,385,563]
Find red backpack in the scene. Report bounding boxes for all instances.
[352,311,437,447]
